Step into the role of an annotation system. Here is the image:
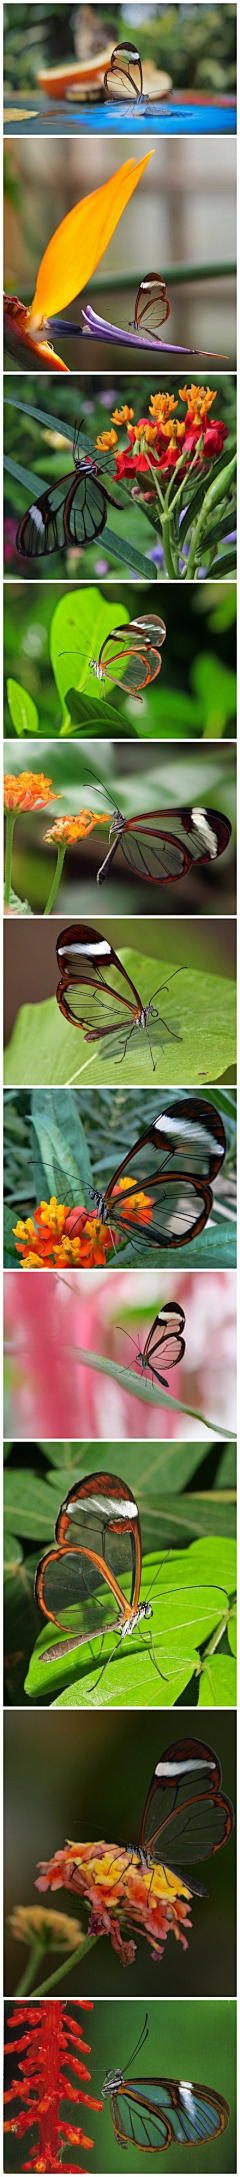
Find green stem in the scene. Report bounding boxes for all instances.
[160,516,177,580]
[29,1932,98,1996]
[4,813,16,906]
[195,1615,229,1678]
[14,1937,46,1995]
[185,450,237,580]
[44,842,66,915]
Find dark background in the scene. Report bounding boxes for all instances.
[4,1709,236,1997]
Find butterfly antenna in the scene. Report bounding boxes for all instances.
[115,1325,138,1353]
[150,965,185,1004]
[122,2014,149,2076]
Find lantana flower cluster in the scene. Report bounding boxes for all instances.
[35,1839,192,1967]
[13,1181,153,1267]
[96,386,228,486]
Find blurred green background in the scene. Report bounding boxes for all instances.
[4,374,236,581]
[4,4,237,98]
[4,1996,236,2175]
[4,1709,236,1997]
[4,579,237,742]
[4,738,236,917]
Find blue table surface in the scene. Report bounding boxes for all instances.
[4,96,236,136]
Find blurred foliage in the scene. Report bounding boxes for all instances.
[4,376,236,583]
[3,1084,237,1269]
[4,578,237,743]
[4,3,237,96]
[4,1423,236,1709]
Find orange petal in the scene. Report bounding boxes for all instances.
[29,152,153,329]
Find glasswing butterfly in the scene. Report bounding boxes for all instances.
[63,1096,226,1259]
[61,614,166,705]
[96,800,231,886]
[16,425,122,559]
[35,1469,155,1668]
[134,275,171,340]
[139,1735,234,1883]
[56,922,183,1072]
[120,1302,186,1389]
[104,41,143,102]
[102,2012,230,2153]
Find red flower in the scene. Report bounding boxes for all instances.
[4,2001,102,2171]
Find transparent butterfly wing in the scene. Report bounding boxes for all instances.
[104,42,143,100]
[135,276,171,336]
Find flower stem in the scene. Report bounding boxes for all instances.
[44,842,66,915]
[160,516,177,580]
[4,813,16,905]
[30,1932,99,1995]
[14,1937,46,1995]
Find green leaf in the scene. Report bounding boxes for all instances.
[4,1528,23,1579]
[3,883,33,917]
[4,1469,54,1538]
[25,1537,236,1708]
[50,586,129,724]
[29,1085,93,1205]
[7,677,39,736]
[61,688,130,736]
[4,954,236,1090]
[198,1654,236,1705]
[228,1606,237,1657]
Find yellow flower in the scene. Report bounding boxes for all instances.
[161,420,185,444]
[149,392,178,419]
[8,1902,83,1950]
[95,429,118,452]
[4,771,56,813]
[44,810,109,846]
[180,384,216,417]
[29,153,153,329]
[111,406,134,425]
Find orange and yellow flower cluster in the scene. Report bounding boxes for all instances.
[96,386,228,483]
[35,1838,193,1967]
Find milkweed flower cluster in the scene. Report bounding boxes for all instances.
[96,386,228,484]
[35,1840,192,1966]
[4,1999,102,2172]
[13,1181,153,1268]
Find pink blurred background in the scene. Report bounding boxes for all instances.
[4,1269,236,1443]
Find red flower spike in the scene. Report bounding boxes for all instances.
[4,2001,101,2172]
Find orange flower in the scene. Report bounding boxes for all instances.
[4,771,56,813]
[180,384,217,419]
[29,153,153,329]
[112,406,134,424]
[149,392,178,420]
[160,419,186,446]
[113,1178,152,1226]
[36,1840,192,1967]
[95,428,118,452]
[13,1199,113,1269]
[44,810,109,846]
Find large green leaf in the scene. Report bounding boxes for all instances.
[4,954,236,1089]
[50,587,129,726]
[25,1536,236,1708]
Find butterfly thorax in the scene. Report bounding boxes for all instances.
[102,2068,123,2097]
[121,1601,153,1638]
